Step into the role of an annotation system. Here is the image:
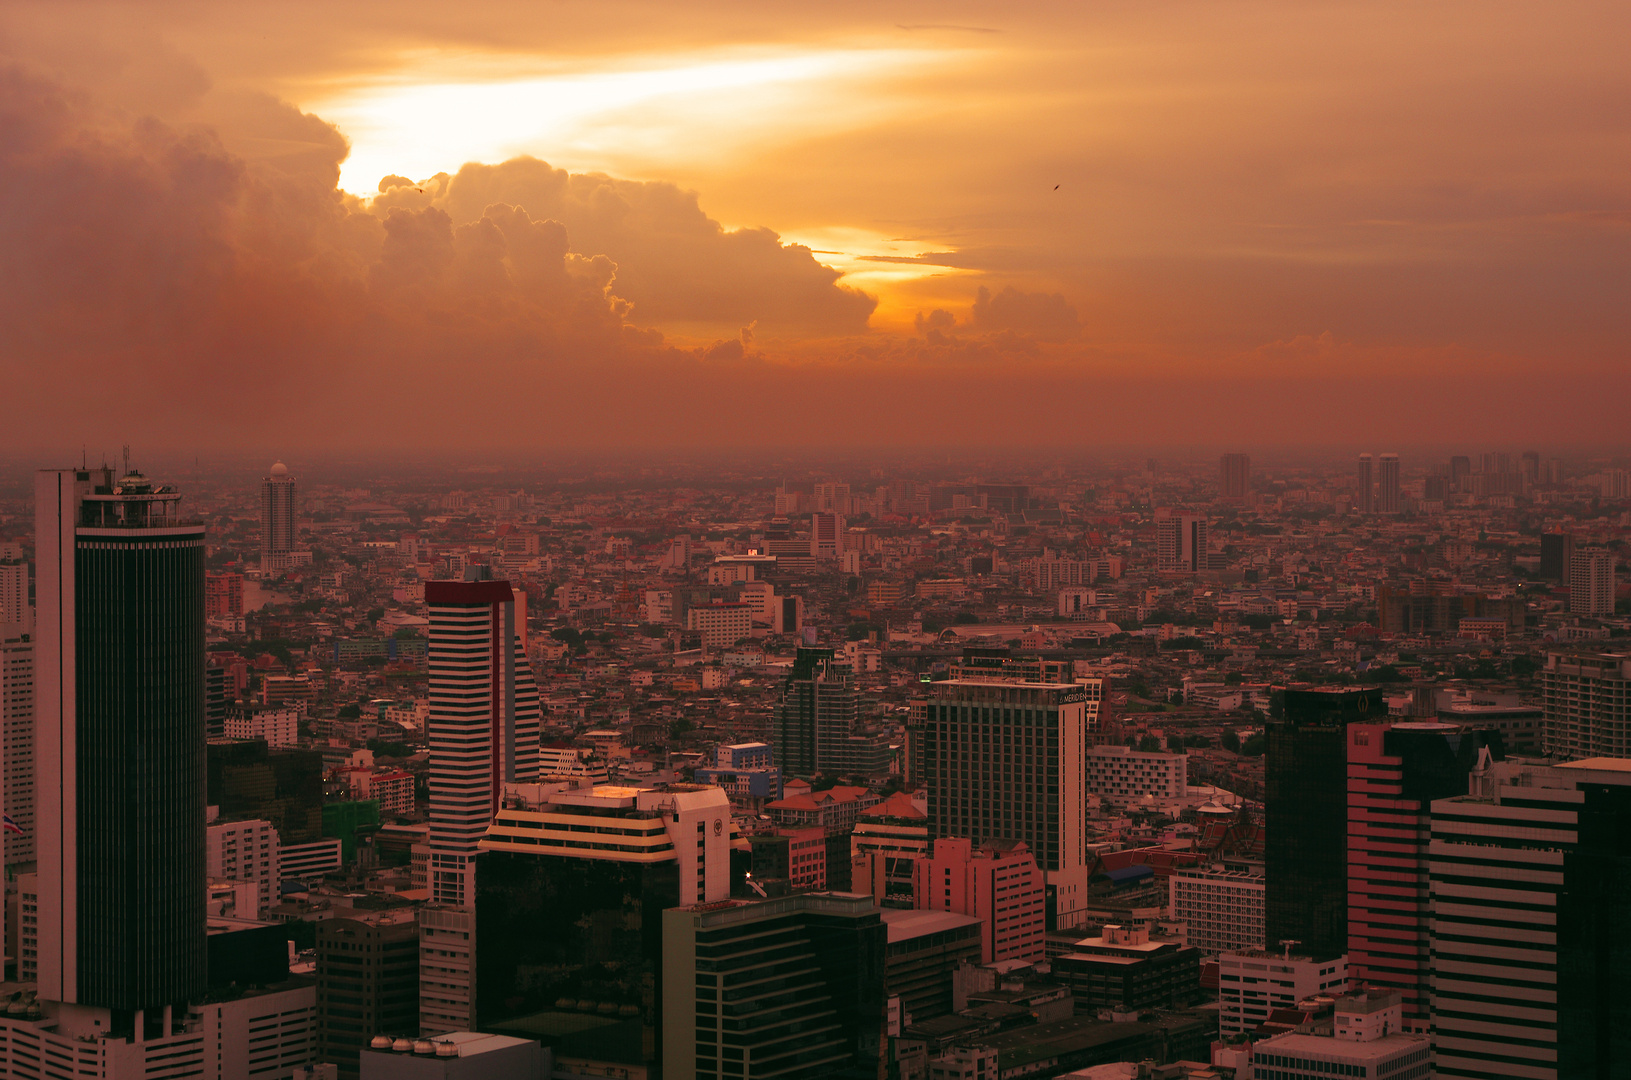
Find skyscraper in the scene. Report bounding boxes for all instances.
[1155,513,1208,572]
[425,575,542,908]
[911,677,1094,928]
[35,465,207,1016]
[1448,455,1471,492]
[1376,452,1401,514]
[1356,454,1375,514]
[1346,721,1495,1031]
[1429,758,1631,1079]
[259,460,298,575]
[1540,650,1631,758]
[1,624,35,866]
[1567,547,1616,615]
[1219,453,1251,500]
[1266,687,1379,960]
[810,511,844,559]
[771,647,858,778]
[1539,530,1574,581]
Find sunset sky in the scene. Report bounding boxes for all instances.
[2,1,1627,454]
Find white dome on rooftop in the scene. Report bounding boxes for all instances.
[269,461,289,476]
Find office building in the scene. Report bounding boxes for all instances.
[474,783,731,1070]
[1540,649,1631,759]
[35,465,207,1017]
[205,570,243,618]
[912,837,1046,964]
[1155,513,1208,572]
[1251,991,1427,1080]
[693,741,783,803]
[1217,950,1348,1037]
[225,704,300,747]
[911,678,1094,928]
[2,624,35,866]
[1539,530,1574,581]
[206,817,280,917]
[425,576,541,908]
[811,511,845,559]
[419,906,476,1038]
[317,910,420,1078]
[1567,547,1616,615]
[0,557,25,626]
[1346,721,1493,1030]
[771,647,859,778]
[1377,452,1401,513]
[851,791,930,907]
[1051,923,1202,1012]
[1219,453,1251,500]
[1169,864,1265,957]
[260,460,299,574]
[1266,687,1380,960]
[204,662,230,741]
[1428,757,1631,1079]
[662,892,886,1080]
[881,908,983,1024]
[1356,454,1374,513]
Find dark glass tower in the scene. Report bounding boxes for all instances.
[1264,687,1381,960]
[36,465,207,1015]
[771,647,857,778]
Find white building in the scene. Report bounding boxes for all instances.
[538,744,611,785]
[686,601,753,648]
[207,818,281,916]
[1567,548,1616,615]
[1169,864,1264,956]
[1217,950,1348,1037]
[1251,990,1427,1080]
[2,625,35,866]
[1084,745,1188,802]
[419,906,475,1037]
[224,706,301,748]
[0,559,26,626]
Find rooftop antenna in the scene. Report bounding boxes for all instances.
[122,444,131,476]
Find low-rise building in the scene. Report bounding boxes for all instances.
[1216,950,1348,1038]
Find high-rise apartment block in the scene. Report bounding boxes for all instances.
[1266,687,1380,960]
[206,817,280,917]
[1356,454,1375,513]
[1346,721,1493,1030]
[317,910,420,1077]
[1540,649,1631,758]
[1567,547,1616,615]
[0,556,26,626]
[911,678,1093,928]
[1539,530,1574,581]
[2,624,35,866]
[1155,513,1209,572]
[661,892,886,1080]
[1170,864,1265,957]
[771,647,859,778]
[1377,452,1401,513]
[205,570,244,618]
[259,460,302,575]
[34,465,207,1016]
[425,576,541,908]
[912,837,1046,963]
[1219,452,1251,500]
[1428,757,1631,1079]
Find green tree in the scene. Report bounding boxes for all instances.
[1241,733,1267,756]
[1138,734,1162,753]
[1221,729,1242,754]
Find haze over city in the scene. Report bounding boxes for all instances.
[4,1,1629,453]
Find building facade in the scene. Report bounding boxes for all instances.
[1217,951,1349,1038]
[2,624,35,866]
[1540,649,1631,759]
[771,648,859,778]
[317,912,420,1078]
[260,461,298,575]
[911,837,1046,964]
[1169,865,1265,957]
[35,465,207,1016]
[1566,547,1616,615]
[1084,744,1188,802]
[911,679,1092,928]
[206,817,280,917]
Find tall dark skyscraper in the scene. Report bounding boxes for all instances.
[1219,452,1251,500]
[1265,687,1379,960]
[259,460,297,575]
[35,465,207,1015]
[1356,453,1375,513]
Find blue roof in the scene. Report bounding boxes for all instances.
[1104,865,1154,885]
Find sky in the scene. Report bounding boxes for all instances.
[1,1,1628,456]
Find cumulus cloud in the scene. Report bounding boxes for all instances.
[371,157,876,333]
[970,285,1080,340]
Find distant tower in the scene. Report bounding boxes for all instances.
[35,464,206,1013]
[1568,548,1616,615]
[1377,453,1402,514]
[1219,453,1251,500]
[1356,454,1375,514]
[1156,514,1209,572]
[1449,455,1472,493]
[260,461,297,575]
